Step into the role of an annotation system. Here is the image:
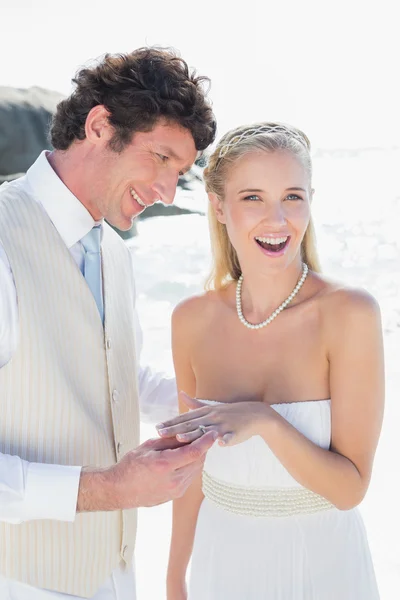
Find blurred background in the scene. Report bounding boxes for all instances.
[1,0,399,597]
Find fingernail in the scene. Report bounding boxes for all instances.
[218,439,226,446]
[176,434,186,441]
[158,428,167,435]
[156,423,164,430]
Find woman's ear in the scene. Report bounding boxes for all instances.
[208,193,226,224]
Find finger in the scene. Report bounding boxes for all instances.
[157,415,211,438]
[143,437,190,452]
[182,430,218,455]
[161,430,217,468]
[156,406,210,431]
[176,426,211,443]
[218,432,234,447]
[179,391,205,410]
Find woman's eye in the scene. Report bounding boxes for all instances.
[243,195,260,201]
[286,194,302,201]
[157,153,169,163]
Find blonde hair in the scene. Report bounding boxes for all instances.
[203,122,321,290]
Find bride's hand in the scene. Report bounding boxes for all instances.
[156,392,277,447]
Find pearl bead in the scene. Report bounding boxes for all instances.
[236,263,308,330]
[202,471,334,517]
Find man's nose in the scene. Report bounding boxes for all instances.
[152,171,180,206]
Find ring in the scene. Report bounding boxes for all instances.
[198,425,207,435]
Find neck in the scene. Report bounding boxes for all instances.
[47,147,103,221]
[238,259,305,322]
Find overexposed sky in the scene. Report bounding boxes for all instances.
[2,0,398,149]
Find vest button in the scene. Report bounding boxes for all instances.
[112,389,119,403]
[106,338,112,350]
[117,442,123,454]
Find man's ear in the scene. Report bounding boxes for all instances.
[208,193,226,224]
[84,105,112,144]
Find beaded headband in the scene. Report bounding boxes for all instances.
[217,123,310,163]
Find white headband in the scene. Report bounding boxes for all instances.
[217,123,309,161]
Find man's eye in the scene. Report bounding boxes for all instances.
[157,154,169,163]
[286,194,302,201]
[244,195,260,201]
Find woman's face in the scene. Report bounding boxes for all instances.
[211,149,312,275]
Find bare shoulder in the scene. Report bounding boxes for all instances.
[323,282,379,319]
[310,273,382,340]
[172,289,222,333]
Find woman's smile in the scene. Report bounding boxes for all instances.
[254,235,291,256]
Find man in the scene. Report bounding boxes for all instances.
[0,47,216,599]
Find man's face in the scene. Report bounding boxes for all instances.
[89,120,198,230]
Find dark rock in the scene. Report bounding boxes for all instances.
[177,164,203,190]
[111,203,204,240]
[0,86,63,176]
[138,202,204,220]
[0,173,25,184]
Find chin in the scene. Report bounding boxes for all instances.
[257,256,298,275]
[119,218,137,231]
[105,214,135,232]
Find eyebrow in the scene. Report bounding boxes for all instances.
[159,145,192,174]
[237,186,307,193]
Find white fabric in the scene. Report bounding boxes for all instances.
[0,183,139,594]
[0,457,81,524]
[189,400,380,599]
[0,563,135,600]
[0,151,178,528]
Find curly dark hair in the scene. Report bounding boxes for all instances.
[50,47,216,153]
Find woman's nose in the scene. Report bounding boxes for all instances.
[262,202,286,226]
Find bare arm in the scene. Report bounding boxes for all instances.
[257,290,385,509]
[158,290,385,511]
[166,304,206,600]
[167,473,203,599]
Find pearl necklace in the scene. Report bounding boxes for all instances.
[236,263,309,330]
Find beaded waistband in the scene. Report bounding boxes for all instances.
[202,471,334,517]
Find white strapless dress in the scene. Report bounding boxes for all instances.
[188,400,379,599]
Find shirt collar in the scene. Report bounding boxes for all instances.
[25,151,102,248]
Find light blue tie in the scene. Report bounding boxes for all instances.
[80,225,104,323]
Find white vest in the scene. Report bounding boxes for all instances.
[0,180,140,597]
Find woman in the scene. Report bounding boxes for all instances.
[160,123,384,599]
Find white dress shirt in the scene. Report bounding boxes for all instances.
[0,151,178,526]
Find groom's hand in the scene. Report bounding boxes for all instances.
[77,430,217,512]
